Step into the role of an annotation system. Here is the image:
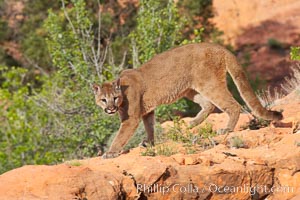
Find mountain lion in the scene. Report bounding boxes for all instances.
[93,43,283,158]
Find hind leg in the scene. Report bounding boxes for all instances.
[194,87,241,133]
[141,111,155,147]
[184,89,215,127]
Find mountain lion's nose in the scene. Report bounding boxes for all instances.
[108,106,116,110]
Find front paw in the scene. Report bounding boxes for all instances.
[102,152,120,159]
[188,120,199,128]
[101,150,130,159]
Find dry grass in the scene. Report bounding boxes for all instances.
[257,86,285,108]
[281,63,300,93]
[256,63,300,107]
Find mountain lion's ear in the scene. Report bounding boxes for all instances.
[92,83,101,94]
[114,78,121,91]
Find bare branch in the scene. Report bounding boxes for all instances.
[68,61,90,83]
[131,38,140,68]
[97,0,102,58]
[61,0,77,36]
[23,56,50,77]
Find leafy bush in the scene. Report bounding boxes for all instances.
[0,0,121,173]
[0,66,50,173]
[40,0,121,157]
[141,143,177,157]
[291,46,300,60]
[0,66,120,174]
[129,0,185,66]
[19,1,60,71]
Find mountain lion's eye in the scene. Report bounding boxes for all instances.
[101,99,107,103]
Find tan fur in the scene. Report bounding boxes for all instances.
[93,43,283,158]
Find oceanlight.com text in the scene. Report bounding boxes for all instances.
[136,183,295,195]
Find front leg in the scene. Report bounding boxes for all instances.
[102,79,143,159]
[103,117,140,159]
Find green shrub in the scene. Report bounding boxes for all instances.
[17,1,61,72]
[165,118,193,144]
[40,0,121,157]
[141,143,177,157]
[0,66,47,173]
[291,46,300,60]
[140,146,156,157]
[0,0,121,174]
[129,0,185,65]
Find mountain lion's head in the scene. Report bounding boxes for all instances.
[93,79,123,115]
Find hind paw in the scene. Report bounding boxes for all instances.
[139,140,154,148]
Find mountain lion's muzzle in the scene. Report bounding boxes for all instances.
[104,106,118,115]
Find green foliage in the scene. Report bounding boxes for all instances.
[194,123,216,150]
[291,46,300,60]
[155,99,190,122]
[141,144,177,157]
[0,65,120,174]
[129,0,185,65]
[40,0,120,156]
[0,66,46,173]
[166,118,194,143]
[65,160,82,166]
[197,123,216,139]
[20,1,60,71]
[140,146,156,157]
[0,0,121,173]
[140,118,217,157]
[181,28,204,45]
[156,144,177,156]
[45,2,93,79]
[165,118,216,150]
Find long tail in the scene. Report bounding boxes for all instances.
[225,52,283,121]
